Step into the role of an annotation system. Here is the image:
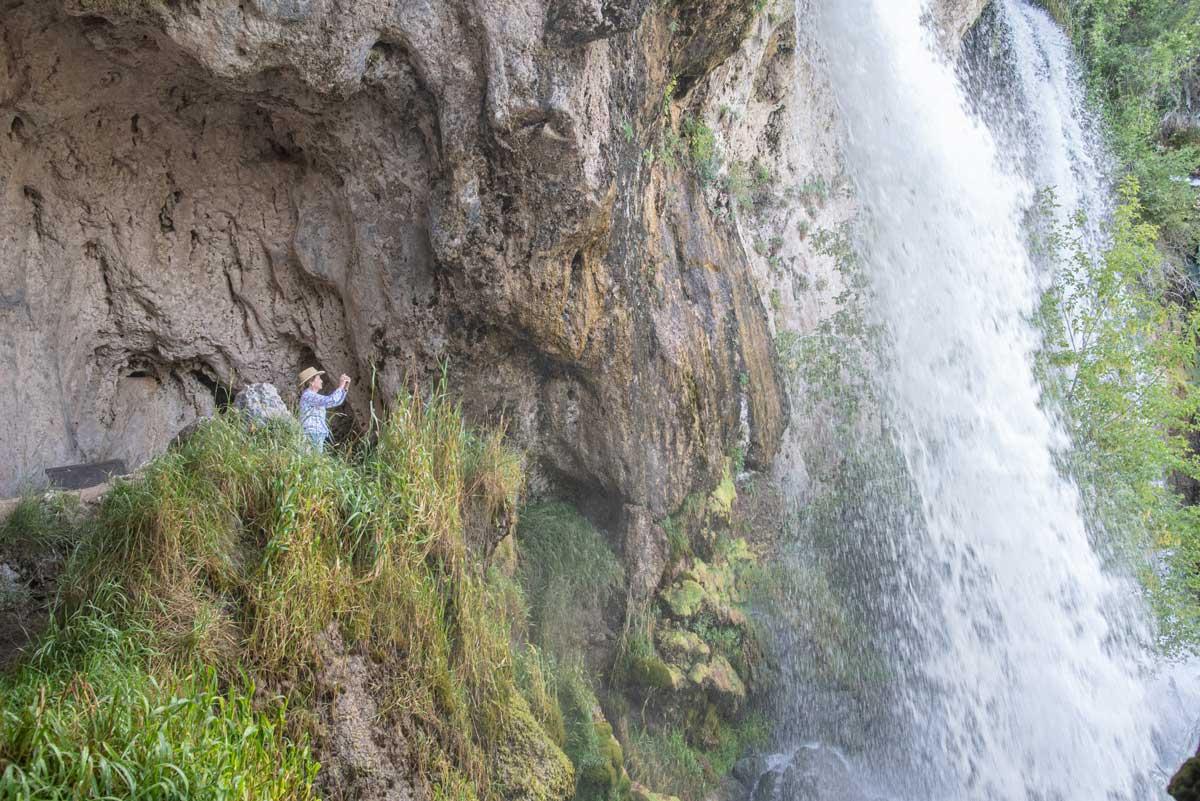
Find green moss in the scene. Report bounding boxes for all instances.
[662,579,705,618]
[559,670,630,801]
[687,655,747,710]
[707,462,737,520]
[656,626,710,665]
[1169,754,1200,801]
[491,695,575,801]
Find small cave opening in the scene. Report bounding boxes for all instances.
[190,369,233,411]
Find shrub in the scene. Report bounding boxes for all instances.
[625,714,768,801]
[1035,181,1200,648]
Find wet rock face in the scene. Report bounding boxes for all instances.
[0,0,992,512]
[0,0,785,516]
[932,0,994,47]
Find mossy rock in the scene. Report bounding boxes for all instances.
[491,695,575,801]
[1170,755,1200,801]
[662,578,705,618]
[628,651,684,690]
[655,625,711,666]
[576,718,633,801]
[663,560,747,628]
[707,463,737,520]
[688,654,746,711]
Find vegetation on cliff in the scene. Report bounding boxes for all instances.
[1052,0,1200,262]
[1032,0,1200,647]
[0,386,775,801]
[1035,180,1200,647]
[0,392,576,801]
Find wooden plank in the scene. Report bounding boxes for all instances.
[44,460,127,491]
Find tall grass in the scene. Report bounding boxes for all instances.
[625,714,769,801]
[516,502,624,660]
[2,386,561,801]
[0,601,316,800]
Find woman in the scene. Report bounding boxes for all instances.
[298,366,350,452]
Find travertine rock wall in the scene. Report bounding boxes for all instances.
[0,0,780,513]
[0,0,989,523]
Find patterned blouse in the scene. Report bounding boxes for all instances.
[299,386,347,440]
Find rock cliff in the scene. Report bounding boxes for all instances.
[1,0,788,518]
[1,0,987,516]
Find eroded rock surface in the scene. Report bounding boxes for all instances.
[0,0,792,519]
[0,0,991,507]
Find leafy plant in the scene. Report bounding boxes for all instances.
[1033,180,1200,647]
[1060,0,1200,259]
[0,604,317,800]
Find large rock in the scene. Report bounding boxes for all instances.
[233,382,293,425]
[0,0,992,519]
[931,0,994,48]
[1171,752,1200,801]
[0,0,785,519]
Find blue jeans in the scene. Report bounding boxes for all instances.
[307,431,326,453]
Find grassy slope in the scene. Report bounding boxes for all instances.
[0,392,571,801]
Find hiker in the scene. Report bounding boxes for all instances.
[298,367,350,453]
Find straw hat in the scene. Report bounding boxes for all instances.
[298,366,325,386]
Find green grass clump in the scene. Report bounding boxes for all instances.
[0,602,316,800]
[1,494,83,555]
[515,503,634,799]
[558,666,630,801]
[516,502,624,659]
[2,386,563,801]
[1060,0,1199,259]
[625,715,768,801]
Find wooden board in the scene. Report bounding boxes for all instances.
[44,460,127,490]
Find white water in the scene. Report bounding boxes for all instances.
[764,0,1188,798]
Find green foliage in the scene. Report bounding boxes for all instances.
[516,502,625,660]
[1034,180,1200,646]
[0,604,317,800]
[0,494,83,554]
[517,645,568,749]
[774,225,879,430]
[681,117,719,185]
[621,119,636,143]
[652,114,722,186]
[2,386,559,800]
[558,667,630,801]
[1062,0,1200,258]
[514,502,633,799]
[662,76,678,117]
[625,715,768,801]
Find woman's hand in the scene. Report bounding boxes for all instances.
[339,374,351,388]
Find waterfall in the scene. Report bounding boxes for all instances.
[756,0,1195,798]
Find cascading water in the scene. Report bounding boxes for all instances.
[755,0,1199,798]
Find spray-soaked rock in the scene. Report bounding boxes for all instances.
[1170,751,1200,801]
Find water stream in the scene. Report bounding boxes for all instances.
[757,1,1200,798]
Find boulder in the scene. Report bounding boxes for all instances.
[233,383,293,426]
[0,562,26,611]
[1170,753,1200,801]
[688,653,746,711]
